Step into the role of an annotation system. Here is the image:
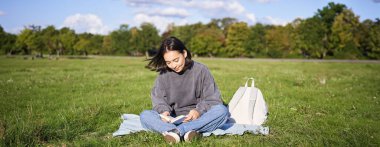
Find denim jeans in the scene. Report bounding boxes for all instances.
[140,104,229,136]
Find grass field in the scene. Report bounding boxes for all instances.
[0,56,379,146]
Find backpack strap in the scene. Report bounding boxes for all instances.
[244,78,255,88]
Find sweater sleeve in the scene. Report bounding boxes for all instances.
[195,66,223,115]
[151,76,172,114]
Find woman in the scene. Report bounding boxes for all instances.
[140,36,229,144]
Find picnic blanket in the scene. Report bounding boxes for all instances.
[113,114,269,137]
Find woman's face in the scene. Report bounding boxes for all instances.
[163,50,187,73]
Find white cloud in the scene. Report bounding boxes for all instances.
[133,13,188,34]
[226,1,245,14]
[143,7,190,18]
[9,27,24,34]
[62,13,109,34]
[261,16,289,26]
[126,0,258,32]
[183,0,245,14]
[124,0,174,7]
[256,0,275,3]
[0,10,5,16]
[246,13,257,24]
[126,0,246,15]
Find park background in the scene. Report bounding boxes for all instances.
[0,1,379,59]
[1,0,380,146]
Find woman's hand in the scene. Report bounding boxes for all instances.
[160,111,170,122]
[184,109,200,122]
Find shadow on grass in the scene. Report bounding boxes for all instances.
[65,56,92,60]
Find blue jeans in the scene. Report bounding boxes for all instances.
[140,104,229,136]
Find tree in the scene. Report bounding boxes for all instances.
[359,19,380,59]
[42,25,59,56]
[190,26,224,57]
[224,22,250,57]
[245,23,267,57]
[264,24,294,58]
[16,28,32,55]
[208,17,238,34]
[27,25,45,57]
[16,25,45,57]
[315,2,348,57]
[139,22,160,56]
[110,24,130,55]
[294,17,328,58]
[88,34,104,55]
[171,22,204,48]
[330,9,361,59]
[0,25,5,54]
[74,33,92,56]
[59,27,77,55]
[316,2,347,30]
[0,25,17,55]
[102,35,112,55]
[128,27,141,55]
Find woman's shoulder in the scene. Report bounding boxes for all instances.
[192,61,208,70]
[191,61,211,75]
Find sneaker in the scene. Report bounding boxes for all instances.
[162,130,180,144]
[184,130,201,142]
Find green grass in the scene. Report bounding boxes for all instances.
[0,56,379,146]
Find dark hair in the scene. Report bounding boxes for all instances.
[146,36,192,72]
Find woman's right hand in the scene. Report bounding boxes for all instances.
[160,111,170,122]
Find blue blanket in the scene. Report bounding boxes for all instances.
[113,114,269,137]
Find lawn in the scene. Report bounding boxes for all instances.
[0,56,379,146]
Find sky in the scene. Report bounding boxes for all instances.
[0,0,379,35]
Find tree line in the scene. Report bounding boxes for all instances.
[1,2,379,59]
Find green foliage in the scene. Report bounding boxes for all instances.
[209,17,238,36]
[138,23,160,54]
[265,25,294,58]
[59,27,77,55]
[72,33,103,56]
[15,28,32,54]
[331,9,361,59]
[171,22,204,48]
[245,23,267,57]
[316,2,347,31]
[74,33,92,56]
[109,24,131,55]
[224,22,250,57]
[359,19,380,59]
[102,35,112,55]
[0,25,17,55]
[128,27,141,55]
[294,17,328,58]
[190,25,224,57]
[1,2,380,59]
[15,25,45,57]
[0,57,379,146]
[41,25,59,55]
[88,35,104,55]
[366,21,380,59]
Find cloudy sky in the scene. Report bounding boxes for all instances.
[0,0,379,35]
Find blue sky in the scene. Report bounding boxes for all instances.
[0,0,379,35]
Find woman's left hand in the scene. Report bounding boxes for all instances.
[184,109,200,122]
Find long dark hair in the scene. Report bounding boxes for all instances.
[146,36,192,72]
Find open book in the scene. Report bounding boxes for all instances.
[159,114,187,125]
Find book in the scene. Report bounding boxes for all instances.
[159,114,187,125]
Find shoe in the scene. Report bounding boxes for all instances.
[184,130,201,142]
[162,130,180,144]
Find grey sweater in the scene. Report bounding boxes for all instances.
[151,61,223,116]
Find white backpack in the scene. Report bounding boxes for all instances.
[228,78,268,125]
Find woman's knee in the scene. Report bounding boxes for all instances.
[140,110,156,121]
[211,104,229,116]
